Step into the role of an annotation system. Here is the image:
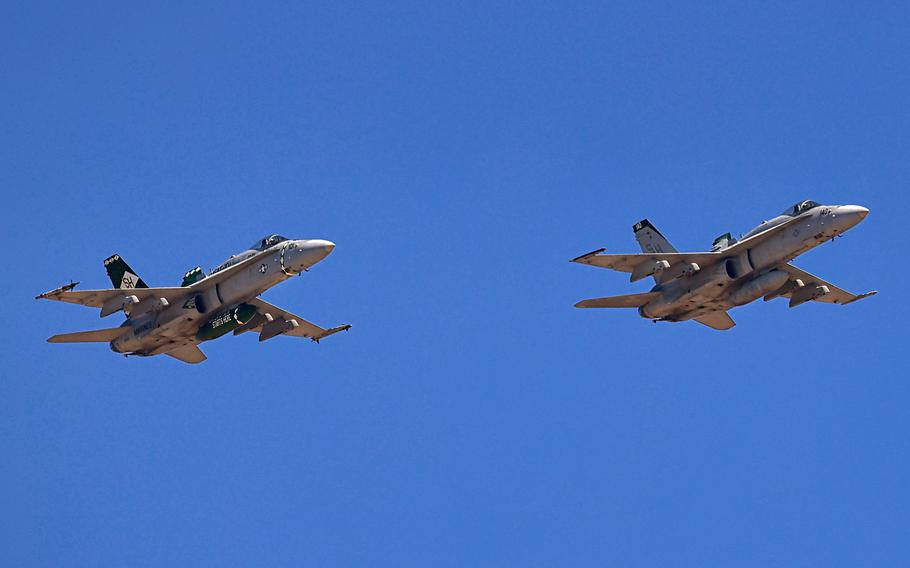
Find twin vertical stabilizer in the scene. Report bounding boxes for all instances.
[103,254,148,290]
[632,219,678,283]
[633,219,677,254]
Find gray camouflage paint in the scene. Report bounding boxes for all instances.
[109,238,335,355]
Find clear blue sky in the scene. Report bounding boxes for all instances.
[2,2,907,565]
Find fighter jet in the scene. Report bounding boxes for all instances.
[572,200,876,330]
[37,234,351,363]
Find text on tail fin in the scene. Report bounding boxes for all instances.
[633,219,678,254]
[103,254,149,289]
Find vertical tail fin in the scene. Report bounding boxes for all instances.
[181,267,204,287]
[711,232,737,251]
[103,254,149,289]
[633,219,678,254]
[633,219,678,284]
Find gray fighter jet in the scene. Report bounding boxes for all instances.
[37,235,350,363]
[572,200,876,330]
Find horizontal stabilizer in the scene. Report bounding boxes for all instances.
[693,311,736,330]
[575,292,659,309]
[48,327,129,343]
[165,344,207,364]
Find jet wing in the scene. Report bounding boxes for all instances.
[571,249,720,274]
[241,298,351,342]
[775,264,878,305]
[36,284,190,308]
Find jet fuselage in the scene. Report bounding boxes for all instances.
[110,238,336,356]
[638,204,868,322]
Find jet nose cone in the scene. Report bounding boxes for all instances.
[834,205,869,232]
[292,239,336,270]
[838,204,869,219]
[838,204,868,216]
[309,239,336,255]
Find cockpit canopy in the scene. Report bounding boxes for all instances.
[249,234,289,250]
[783,200,821,216]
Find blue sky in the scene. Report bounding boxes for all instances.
[2,2,908,565]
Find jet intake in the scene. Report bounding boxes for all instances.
[695,260,737,289]
[193,286,224,315]
[195,303,258,341]
[723,252,754,280]
[729,270,789,306]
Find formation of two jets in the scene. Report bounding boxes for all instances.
[39,200,875,363]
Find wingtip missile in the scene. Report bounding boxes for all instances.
[841,290,878,305]
[312,324,352,343]
[35,281,79,300]
[570,248,606,263]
